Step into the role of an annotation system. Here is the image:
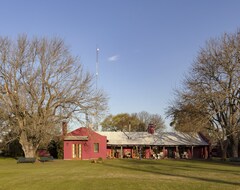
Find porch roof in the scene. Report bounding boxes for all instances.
[64,136,88,141]
[98,131,208,146]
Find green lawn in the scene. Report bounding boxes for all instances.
[0,158,239,190]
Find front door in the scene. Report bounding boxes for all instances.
[72,144,82,159]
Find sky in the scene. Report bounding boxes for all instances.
[1,0,240,130]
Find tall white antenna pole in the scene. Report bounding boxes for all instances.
[94,47,100,131]
[96,47,99,89]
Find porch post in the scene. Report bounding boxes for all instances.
[147,146,151,159]
[175,146,179,158]
[111,146,114,158]
[111,146,113,158]
[136,146,138,158]
[204,146,208,159]
[163,146,165,158]
[149,146,152,158]
[120,146,123,159]
[191,146,194,159]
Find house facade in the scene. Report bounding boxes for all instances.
[63,126,209,160]
[63,127,107,160]
[98,131,209,159]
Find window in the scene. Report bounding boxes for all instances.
[94,143,99,153]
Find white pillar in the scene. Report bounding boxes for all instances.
[120,146,123,159]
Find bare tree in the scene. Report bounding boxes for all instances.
[137,111,165,132]
[167,30,240,159]
[0,35,108,157]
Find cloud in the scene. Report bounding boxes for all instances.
[108,55,119,62]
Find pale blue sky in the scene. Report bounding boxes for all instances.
[1,0,240,129]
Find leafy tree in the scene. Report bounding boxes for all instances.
[101,111,165,132]
[100,114,114,131]
[167,30,240,159]
[0,35,108,157]
[101,113,140,131]
[167,98,210,132]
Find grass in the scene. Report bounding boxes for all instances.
[0,158,239,190]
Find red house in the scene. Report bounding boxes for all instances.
[98,131,209,159]
[63,126,209,160]
[63,127,107,160]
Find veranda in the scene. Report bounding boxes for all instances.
[106,145,209,159]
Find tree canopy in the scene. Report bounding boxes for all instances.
[101,111,165,132]
[0,35,108,157]
[167,30,240,159]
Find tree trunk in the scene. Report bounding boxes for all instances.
[230,134,239,158]
[19,131,38,157]
[220,140,228,161]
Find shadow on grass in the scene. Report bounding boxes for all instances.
[121,159,240,176]
[103,159,240,186]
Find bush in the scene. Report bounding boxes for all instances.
[91,157,103,164]
[48,138,63,159]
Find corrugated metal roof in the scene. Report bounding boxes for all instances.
[98,131,208,146]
